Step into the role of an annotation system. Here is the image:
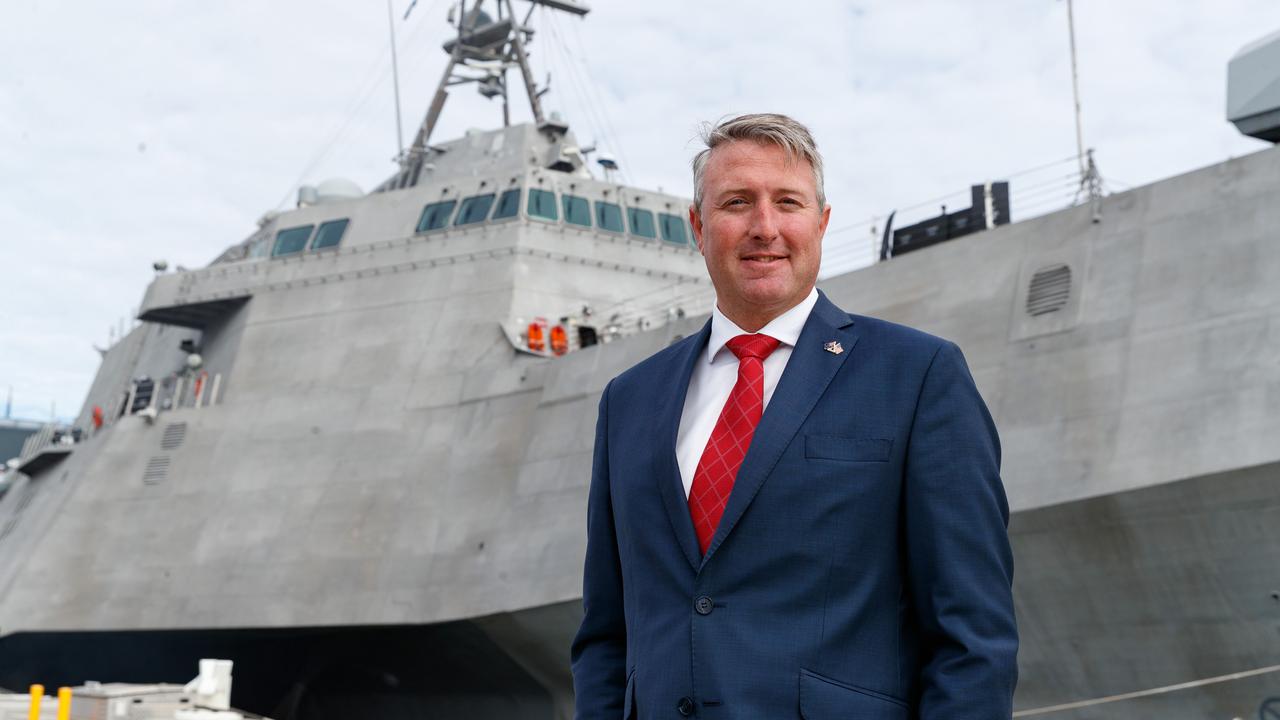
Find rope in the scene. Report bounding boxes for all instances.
[1004,153,1082,180]
[1013,663,1280,717]
[274,0,441,210]
[540,8,633,184]
[1015,190,1079,214]
[593,277,712,321]
[1009,171,1080,195]
[564,13,637,180]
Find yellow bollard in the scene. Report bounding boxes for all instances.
[27,684,43,720]
[56,687,72,720]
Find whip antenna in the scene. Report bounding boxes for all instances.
[388,0,407,161]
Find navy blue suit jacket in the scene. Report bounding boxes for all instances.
[571,291,1017,719]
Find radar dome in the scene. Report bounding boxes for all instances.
[315,178,364,203]
[462,8,494,31]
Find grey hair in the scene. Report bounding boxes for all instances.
[691,113,826,213]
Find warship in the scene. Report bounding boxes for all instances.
[2,2,1279,718]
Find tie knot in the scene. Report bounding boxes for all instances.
[726,333,781,361]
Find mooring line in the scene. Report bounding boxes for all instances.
[1013,663,1280,716]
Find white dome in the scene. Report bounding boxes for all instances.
[315,178,364,202]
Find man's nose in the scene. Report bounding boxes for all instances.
[749,204,781,240]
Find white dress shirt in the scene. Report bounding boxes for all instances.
[675,288,820,498]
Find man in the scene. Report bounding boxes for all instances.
[571,113,1017,719]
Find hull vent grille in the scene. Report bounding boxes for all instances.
[143,456,171,485]
[161,422,187,450]
[1027,264,1072,317]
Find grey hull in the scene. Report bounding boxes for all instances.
[1,129,1278,716]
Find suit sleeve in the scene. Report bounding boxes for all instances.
[904,341,1018,717]
[570,381,628,717]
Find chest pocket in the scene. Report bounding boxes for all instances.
[804,435,892,463]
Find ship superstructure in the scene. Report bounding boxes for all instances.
[1,5,1279,719]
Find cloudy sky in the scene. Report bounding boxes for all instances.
[2,0,1276,422]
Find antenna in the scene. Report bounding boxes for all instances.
[1065,0,1086,178]
[392,0,592,189]
[1064,0,1103,223]
[387,0,407,161]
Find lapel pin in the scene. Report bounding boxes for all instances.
[824,340,844,355]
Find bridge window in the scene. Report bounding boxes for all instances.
[492,188,521,220]
[563,195,591,227]
[627,208,656,239]
[417,200,458,232]
[595,201,623,233]
[660,213,689,246]
[310,218,349,250]
[528,188,558,221]
[272,225,314,257]
[455,193,496,226]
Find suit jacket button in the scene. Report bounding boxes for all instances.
[694,596,714,615]
[677,696,695,716]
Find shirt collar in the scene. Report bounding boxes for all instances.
[706,288,819,364]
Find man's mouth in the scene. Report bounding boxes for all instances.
[741,254,786,265]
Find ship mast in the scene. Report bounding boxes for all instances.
[391,0,590,190]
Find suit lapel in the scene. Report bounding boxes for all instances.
[655,321,711,572]
[701,292,859,566]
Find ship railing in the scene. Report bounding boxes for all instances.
[7,423,79,477]
[166,371,224,411]
[16,423,78,464]
[602,285,716,340]
[104,371,226,430]
[509,285,715,356]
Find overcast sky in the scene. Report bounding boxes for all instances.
[2,0,1277,423]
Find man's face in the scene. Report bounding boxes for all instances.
[691,140,831,331]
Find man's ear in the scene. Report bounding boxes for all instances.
[689,203,704,254]
[818,204,832,236]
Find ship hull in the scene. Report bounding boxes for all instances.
[3,459,1277,718]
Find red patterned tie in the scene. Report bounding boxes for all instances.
[688,333,782,555]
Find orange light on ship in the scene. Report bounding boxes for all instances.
[527,322,546,352]
[549,325,569,356]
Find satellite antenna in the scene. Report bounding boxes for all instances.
[391,0,592,189]
[596,151,618,182]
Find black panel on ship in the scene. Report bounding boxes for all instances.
[0,622,552,719]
